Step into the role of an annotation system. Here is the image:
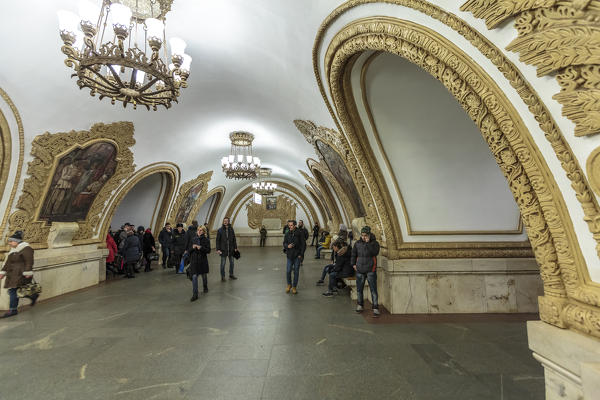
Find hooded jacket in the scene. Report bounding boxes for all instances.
[350,233,380,274]
[0,242,34,289]
[332,245,354,278]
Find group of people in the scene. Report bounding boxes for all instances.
[106,223,157,278]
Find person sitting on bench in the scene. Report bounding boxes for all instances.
[319,240,353,296]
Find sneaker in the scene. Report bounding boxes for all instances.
[0,310,17,318]
[373,308,380,317]
[291,287,298,295]
[285,284,292,293]
[355,304,364,313]
[316,280,324,286]
[229,275,238,280]
[190,295,198,302]
[322,291,334,297]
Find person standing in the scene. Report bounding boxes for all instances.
[106,232,118,277]
[259,225,267,247]
[297,220,309,265]
[185,220,199,252]
[351,226,381,316]
[171,223,187,273]
[188,225,211,301]
[283,220,304,294]
[216,217,238,281]
[120,229,142,278]
[158,223,173,268]
[0,231,36,318]
[311,223,320,246]
[142,228,156,272]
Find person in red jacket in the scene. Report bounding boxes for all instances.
[106,232,118,277]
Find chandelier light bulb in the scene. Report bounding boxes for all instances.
[78,1,100,25]
[58,10,81,33]
[135,70,145,85]
[170,37,187,56]
[110,3,132,26]
[145,18,164,40]
[73,34,84,52]
[181,54,192,72]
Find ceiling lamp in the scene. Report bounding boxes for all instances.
[221,131,261,180]
[252,167,277,196]
[57,0,190,110]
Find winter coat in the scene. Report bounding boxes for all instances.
[0,242,34,289]
[188,234,210,275]
[184,224,199,252]
[337,230,348,243]
[283,229,303,260]
[158,228,173,248]
[351,234,380,274]
[172,229,187,254]
[313,225,319,236]
[260,228,267,239]
[216,225,237,256]
[118,229,128,250]
[333,245,354,278]
[143,231,155,254]
[319,234,332,249]
[121,234,142,263]
[297,226,308,255]
[106,234,117,263]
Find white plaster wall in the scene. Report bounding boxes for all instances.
[111,173,163,230]
[194,193,216,226]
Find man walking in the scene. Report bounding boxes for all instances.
[283,220,304,294]
[216,217,238,281]
[158,223,173,268]
[351,226,381,316]
[297,220,309,265]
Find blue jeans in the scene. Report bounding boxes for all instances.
[356,271,378,309]
[320,264,334,281]
[8,288,18,311]
[328,270,338,292]
[316,246,324,258]
[192,274,208,295]
[161,245,170,265]
[286,257,301,287]
[220,255,234,277]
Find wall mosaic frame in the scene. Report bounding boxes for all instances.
[167,171,212,226]
[8,122,135,246]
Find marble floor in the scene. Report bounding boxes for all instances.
[0,247,544,400]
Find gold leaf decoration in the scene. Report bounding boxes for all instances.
[246,195,296,230]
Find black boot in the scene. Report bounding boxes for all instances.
[29,293,39,307]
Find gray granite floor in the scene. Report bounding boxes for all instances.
[0,247,544,400]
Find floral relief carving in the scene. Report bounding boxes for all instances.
[8,122,135,246]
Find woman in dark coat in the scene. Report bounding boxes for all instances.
[142,228,156,272]
[0,231,36,318]
[188,225,211,302]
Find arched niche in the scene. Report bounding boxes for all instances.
[100,163,180,237]
[192,187,225,233]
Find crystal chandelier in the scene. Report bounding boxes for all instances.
[221,131,261,180]
[57,0,190,110]
[252,168,277,196]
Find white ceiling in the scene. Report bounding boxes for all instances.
[0,0,345,207]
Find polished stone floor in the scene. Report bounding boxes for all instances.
[0,247,544,400]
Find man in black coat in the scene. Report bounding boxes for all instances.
[184,220,199,252]
[311,223,320,246]
[171,223,187,273]
[322,240,353,297]
[297,220,309,265]
[120,230,142,278]
[351,226,381,316]
[158,223,173,268]
[216,217,238,281]
[283,220,304,294]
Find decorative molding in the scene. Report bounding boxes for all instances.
[299,170,333,222]
[246,195,296,229]
[305,159,344,229]
[98,161,180,239]
[314,0,600,338]
[587,146,600,197]
[359,52,524,236]
[8,122,135,246]
[168,171,213,226]
[197,186,225,233]
[461,0,600,137]
[307,158,351,226]
[0,87,25,248]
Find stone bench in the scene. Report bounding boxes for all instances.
[342,276,371,302]
[320,249,333,259]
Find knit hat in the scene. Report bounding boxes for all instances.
[176,223,184,228]
[8,231,23,243]
[360,226,371,235]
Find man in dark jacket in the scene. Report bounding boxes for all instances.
[184,220,199,252]
[120,230,142,278]
[171,223,187,273]
[158,223,173,268]
[320,240,353,296]
[216,217,238,281]
[283,220,304,294]
[311,223,320,246]
[351,226,380,316]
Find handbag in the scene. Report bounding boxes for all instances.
[233,249,241,260]
[17,278,42,298]
[185,265,193,281]
[148,252,159,261]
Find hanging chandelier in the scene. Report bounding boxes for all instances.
[253,168,277,196]
[221,131,261,180]
[57,0,190,110]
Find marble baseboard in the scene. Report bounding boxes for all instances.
[0,244,107,310]
[379,257,543,314]
[528,321,600,399]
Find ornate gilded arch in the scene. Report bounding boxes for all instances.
[0,87,25,249]
[99,162,180,239]
[167,171,213,226]
[306,159,344,229]
[316,11,600,336]
[299,170,332,222]
[194,186,225,233]
[8,122,135,246]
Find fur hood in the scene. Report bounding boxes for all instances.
[6,241,31,255]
